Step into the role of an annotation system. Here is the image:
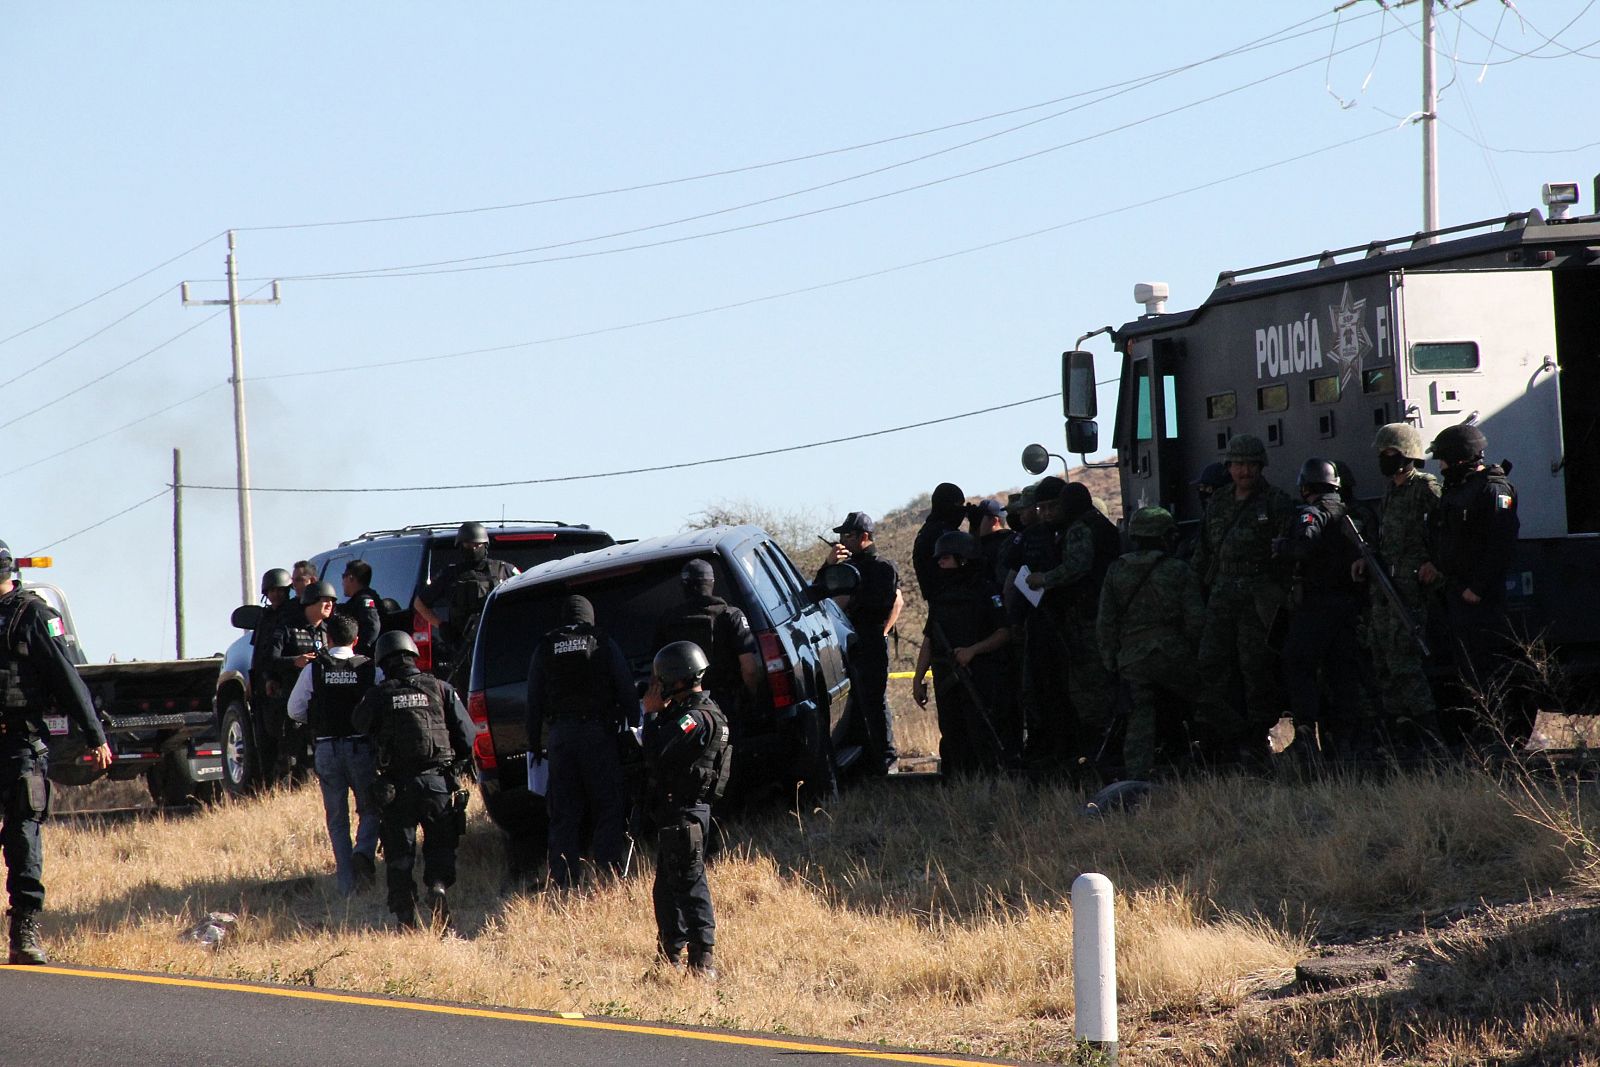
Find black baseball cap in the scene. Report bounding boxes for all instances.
[832,511,875,535]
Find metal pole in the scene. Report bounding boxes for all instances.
[224,230,256,604]
[1072,873,1119,1064]
[173,448,185,659]
[1421,0,1439,240]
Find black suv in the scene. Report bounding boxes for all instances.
[466,524,859,840]
[216,520,613,794]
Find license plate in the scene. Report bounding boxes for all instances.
[44,715,68,735]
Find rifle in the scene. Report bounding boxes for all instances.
[1338,513,1431,657]
[924,618,1010,767]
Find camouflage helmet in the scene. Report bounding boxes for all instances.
[1224,434,1268,465]
[1127,506,1176,539]
[1373,422,1425,460]
[932,529,980,561]
[1428,423,1488,463]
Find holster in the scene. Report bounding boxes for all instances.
[655,818,703,874]
[451,787,469,835]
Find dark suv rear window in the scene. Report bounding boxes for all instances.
[479,555,737,689]
[428,532,612,582]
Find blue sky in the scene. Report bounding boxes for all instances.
[3,2,1597,659]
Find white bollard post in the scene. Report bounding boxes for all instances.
[1072,872,1118,1064]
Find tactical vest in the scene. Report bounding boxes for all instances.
[1295,498,1361,597]
[0,590,50,715]
[656,597,739,698]
[308,651,375,738]
[370,671,454,772]
[541,624,614,723]
[446,560,513,643]
[683,693,732,803]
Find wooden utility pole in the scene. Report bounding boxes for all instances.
[173,448,185,659]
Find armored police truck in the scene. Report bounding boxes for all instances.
[1060,186,1600,676]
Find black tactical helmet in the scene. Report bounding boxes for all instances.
[932,529,980,561]
[260,567,293,595]
[374,630,419,662]
[456,521,489,546]
[1297,458,1341,494]
[1428,423,1488,463]
[653,640,709,695]
[0,539,11,579]
[300,579,339,605]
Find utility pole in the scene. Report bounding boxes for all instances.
[1421,0,1439,240]
[173,448,185,659]
[181,231,281,605]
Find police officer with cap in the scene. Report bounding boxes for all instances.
[526,595,638,889]
[643,641,731,978]
[1419,423,1520,726]
[413,522,518,684]
[820,512,903,774]
[354,631,475,930]
[0,540,111,964]
[652,560,761,718]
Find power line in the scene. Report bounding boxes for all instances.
[253,126,1391,383]
[0,287,172,390]
[236,7,1359,234]
[0,233,220,351]
[179,393,1060,494]
[27,487,171,555]
[1437,116,1600,155]
[1448,0,1600,61]
[0,382,226,483]
[258,19,1407,283]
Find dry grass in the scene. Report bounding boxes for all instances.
[39,756,1600,1064]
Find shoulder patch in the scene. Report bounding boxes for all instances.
[1301,512,1317,526]
[1495,490,1514,510]
[45,617,65,639]
[677,714,699,734]
[991,595,1003,609]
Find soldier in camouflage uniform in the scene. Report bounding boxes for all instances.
[1097,508,1204,780]
[1191,434,1296,760]
[1362,423,1442,742]
[1025,482,1122,771]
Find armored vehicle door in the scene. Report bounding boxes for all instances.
[1118,338,1186,515]
[1393,269,1566,539]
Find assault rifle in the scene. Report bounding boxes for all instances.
[923,618,1010,768]
[1338,514,1431,658]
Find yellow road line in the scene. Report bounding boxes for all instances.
[12,965,1015,1066]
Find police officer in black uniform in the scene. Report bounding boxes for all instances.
[353,631,475,930]
[0,540,112,964]
[1273,459,1365,767]
[911,531,1012,775]
[337,559,382,656]
[643,641,731,978]
[820,512,902,775]
[413,522,517,686]
[1419,423,1521,730]
[912,482,967,600]
[652,560,760,718]
[264,580,337,775]
[526,595,638,889]
[249,568,296,700]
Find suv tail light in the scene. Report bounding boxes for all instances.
[411,610,434,671]
[757,630,797,710]
[467,689,496,771]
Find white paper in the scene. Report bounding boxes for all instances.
[1014,565,1044,607]
[526,755,549,797]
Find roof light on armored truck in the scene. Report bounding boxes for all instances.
[14,556,51,568]
[1134,282,1168,316]
[1543,181,1579,220]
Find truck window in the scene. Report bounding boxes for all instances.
[1206,392,1236,420]
[1362,368,1390,394]
[736,543,793,624]
[1135,374,1153,441]
[1257,384,1289,413]
[1309,376,1340,404]
[1162,374,1178,439]
[360,542,424,605]
[1411,341,1479,372]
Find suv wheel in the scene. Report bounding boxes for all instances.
[219,700,259,797]
[796,702,840,804]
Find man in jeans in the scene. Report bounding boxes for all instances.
[289,613,379,894]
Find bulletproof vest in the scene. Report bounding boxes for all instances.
[1296,498,1361,597]
[1020,522,1061,572]
[308,651,375,738]
[540,623,614,723]
[0,589,50,716]
[274,621,324,680]
[446,560,512,642]
[1433,467,1516,576]
[370,671,454,772]
[656,596,740,697]
[683,693,732,803]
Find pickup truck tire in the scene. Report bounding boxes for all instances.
[795,700,840,804]
[219,700,260,797]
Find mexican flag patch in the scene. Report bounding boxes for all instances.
[45,617,65,639]
[677,714,698,734]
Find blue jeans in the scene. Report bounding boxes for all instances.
[313,737,379,895]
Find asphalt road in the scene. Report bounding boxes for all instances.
[0,964,1026,1067]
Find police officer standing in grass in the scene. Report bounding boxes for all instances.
[912,483,967,600]
[1192,434,1296,763]
[354,631,475,931]
[1359,424,1443,745]
[0,540,111,965]
[526,596,638,890]
[1420,423,1521,731]
[1273,459,1365,767]
[643,641,731,978]
[337,559,382,657]
[1096,508,1205,781]
[414,522,518,687]
[821,512,903,775]
[652,560,761,718]
[288,613,379,896]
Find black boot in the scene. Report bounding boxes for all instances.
[687,945,718,980]
[656,942,685,970]
[393,903,420,931]
[9,908,46,966]
[426,884,450,932]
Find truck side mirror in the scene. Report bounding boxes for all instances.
[812,562,860,599]
[230,605,264,631]
[1062,350,1098,420]
[1066,420,1099,455]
